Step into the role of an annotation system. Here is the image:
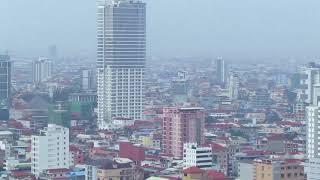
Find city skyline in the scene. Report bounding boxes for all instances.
[0,0,319,179]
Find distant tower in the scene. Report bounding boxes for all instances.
[48,45,58,60]
[81,69,96,91]
[97,0,146,129]
[215,58,227,86]
[0,55,12,105]
[0,55,12,121]
[32,58,52,84]
[228,72,240,100]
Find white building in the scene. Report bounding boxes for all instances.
[109,117,135,130]
[97,0,146,129]
[228,72,239,100]
[85,164,97,180]
[297,64,320,104]
[32,57,52,84]
[183,143,212,169]
[31,124,69,176]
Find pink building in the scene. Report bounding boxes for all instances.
[162,107,205,158]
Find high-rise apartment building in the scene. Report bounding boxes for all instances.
[31,124,70,176]
[162,107,205,158]
[183,143,213,169]
[97,0,146,129]
[32,58,52,84]
[306,105,320,159]
[228,72,239,100]
[305,105,320,179]
[215,58,227,85]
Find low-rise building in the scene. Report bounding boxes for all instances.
[183,143,212,169]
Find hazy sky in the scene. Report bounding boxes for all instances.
[0,0,320,60]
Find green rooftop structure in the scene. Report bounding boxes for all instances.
[70,101,94,120]
[48,102,71,128]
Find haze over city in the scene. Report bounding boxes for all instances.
[1,0,320,60]
[1,0,320,179]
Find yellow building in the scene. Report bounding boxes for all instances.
[138,135,153,148]
[254,159,304,180]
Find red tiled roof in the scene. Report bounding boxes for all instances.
[47,168,70,173]
[244,150,273,156]
[207,170,225,179]
[69,145,81,152]
[183,166,205,174]
[11,171,32,178]
[206,142,227,152]
[278,121,302,127]
[265,134,283,141]
[285,159,304,164]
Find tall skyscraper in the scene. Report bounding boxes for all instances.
[0,55,12,120]
[215,58,227,86]
[31,124,70,176]
[0,55,11,105]
[32,57,53,84]
[97,0,146,129]
[228,72,240,100]
[162,107,205,158]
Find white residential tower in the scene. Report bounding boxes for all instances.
[32,57,52,84]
